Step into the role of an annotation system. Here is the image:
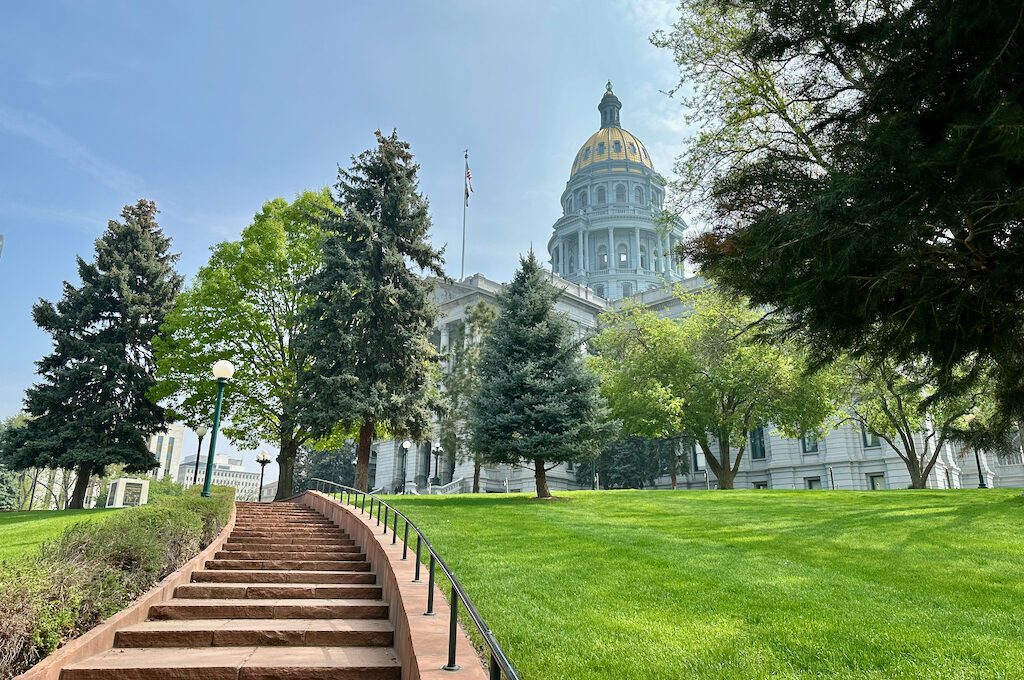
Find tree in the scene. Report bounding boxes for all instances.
[576,437,682,490]
[659,1,1024,418]
[297,130,445,491]
[152,191,335,499]
[592,289,847,489]
[469,252,615,498]
[438,301,496,493]
[294,442,357,492]
[7,200,181,508]
[848,358,991,489]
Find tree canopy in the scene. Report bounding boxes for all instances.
[469,252,615,498]
[592,288,847,489]
[297,130,445,491]
[659,0,1024,418]
[152,190,335,499]
[7,200,181,508]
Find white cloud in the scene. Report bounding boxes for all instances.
[0,104,143,194]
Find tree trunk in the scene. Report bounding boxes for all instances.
[907,460,927,489]
[27,468,40,510]
[670,455,678,490]
[275,436,299,500]
[67,463,93,509]
[472,457,481,493]
[716,467,736,490]
[533,458,551,499]
[355,418,374,491]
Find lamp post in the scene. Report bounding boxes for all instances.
[191,424,209,486]
[202,359,234,498]
[431,444,443,486]
[256,450,271,502]
[401,440,411,492]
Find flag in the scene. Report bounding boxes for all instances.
[464,157,473,207]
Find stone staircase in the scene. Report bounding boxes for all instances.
[62,501,401,680]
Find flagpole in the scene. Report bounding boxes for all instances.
[461,149,468,281]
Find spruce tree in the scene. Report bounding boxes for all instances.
[8,200,182,508]
[298,131,445,491]
[469,252,613,498]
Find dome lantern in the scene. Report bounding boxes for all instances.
[599,81,622,129]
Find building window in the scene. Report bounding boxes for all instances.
[368,450,378,488]
[597,245,609,270]
[617,243,628,268]
[595,284,605,298]
[613,140,622,153]
[578,190,588,207]
[615,184,626,202]
[635,187,644,204]
[628,142,637,154]
[802,433,819,453]
[749,427,766,460]
[583,148,591,161]
[690,443,703,472]
[597,142,605,155]
[622,282,633,297]
[566,461,574,472]
[596,186,606,204]
[568,255,576,273]
[862,426,880,448]
[805,477,823,490]
[639,246,647,269]
[868,473,886,490]
[753,481,769,489]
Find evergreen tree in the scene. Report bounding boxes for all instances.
[7,200,182,508]
[297,130,445,491]
[469,252,614,498]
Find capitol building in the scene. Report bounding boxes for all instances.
[367,85,1024,495]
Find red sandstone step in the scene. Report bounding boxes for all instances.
[205,559,370,571]
[192,569,376,584]
[175,582,382,600]
[148,598,389,620]
[114,619,395,648]
[214,550,364,560]
[61,645,401,680]
[223,541,356,551]
[224,537,355,547]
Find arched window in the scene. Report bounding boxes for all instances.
[613,140,622,153]
[635,187,644,205]
[617,243,628,268]
[628,142,637,154]
[615,184,626,203]
[597,142,606,155]
[596,186,606,204]
[622,282,633,297]
[595,284,605,298]
[583,148,591,161]
[597,245,609,270]
[578,190,588,207]
[639,246,647,269]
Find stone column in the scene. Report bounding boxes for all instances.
[577,229,584,275]
[634,227,641,270]
[608,226,615,269]
[440,323,450,351]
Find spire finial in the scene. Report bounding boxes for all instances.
[598,82,622,129]
[606,80,613,93]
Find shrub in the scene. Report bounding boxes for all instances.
[0,486,234,679]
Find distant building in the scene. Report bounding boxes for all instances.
[259,480,278,503]
[147,422,185,480]
[178,452,261,501]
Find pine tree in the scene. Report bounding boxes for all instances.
[297,131,445,491]
[8,200,182,508]
[469,252,614,498]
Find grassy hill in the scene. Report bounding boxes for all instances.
[389,489,1023,680]
[0,508,117,561]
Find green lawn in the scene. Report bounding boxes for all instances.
[389,490,1023,680]
[0,508,118,561]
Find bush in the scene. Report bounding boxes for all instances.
[0,486,234,679]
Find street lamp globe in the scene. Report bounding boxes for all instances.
[195,424,209,438]
[256,450,271,465]
[401,440,412,451]
[212,359,235,380]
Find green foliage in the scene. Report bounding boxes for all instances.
[0,488,233,678]
[7,201,182,509]
[469,252,615,498]
[147,475,184,500]
[295,442,356,491]
[593,289,847,488]
[576,437,683,490]
[662,1,1024,419]
[438,301,496,491]
[297,130,445,491]
[391,490,1024,680]
[153,190,336,499]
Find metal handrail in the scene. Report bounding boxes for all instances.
[309,478,521,680]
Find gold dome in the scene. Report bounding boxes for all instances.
[570,127,654,177]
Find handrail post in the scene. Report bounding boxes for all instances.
[414,535,422,582]
[402,521,409,559]
[361,493,367,513]
[425,554,436,616]
[442,583,460,670]
[392,511,398,544]
[489,654,501,680]
[383,505,389,534]
[376,500,382,525]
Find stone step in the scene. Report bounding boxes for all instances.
[214,550,364,561]
[223,540,356,550]
[148,598,389,620]
[175,582,382,600]
[224,536,355,546]
[114,619,395,648]
[192,569,376,584]
[230,530,348,539]
[61,645,401,680]
[205,559,371,571]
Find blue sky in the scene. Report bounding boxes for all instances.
[0,1,689,479]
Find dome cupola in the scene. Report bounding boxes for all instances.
[570,82,655,178]
[598,80,622,129]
